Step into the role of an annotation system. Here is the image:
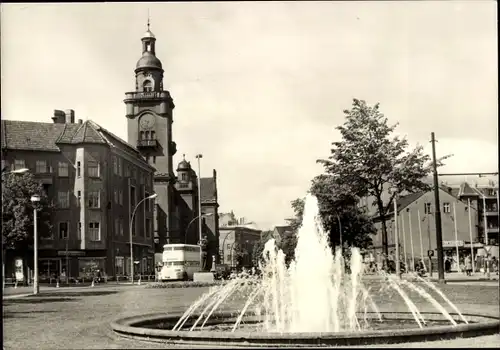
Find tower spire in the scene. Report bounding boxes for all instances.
[147,8,150,30]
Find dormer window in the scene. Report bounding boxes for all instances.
[143,80,153,92]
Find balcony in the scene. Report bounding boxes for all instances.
[124,91,171,102]
[137,139,159,150]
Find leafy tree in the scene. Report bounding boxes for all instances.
[278,229,298,266]
[286,198,305,234]
[251,230,273,268]
[2,172,53,251]
[317,99,449,260]
[310,174,375,251]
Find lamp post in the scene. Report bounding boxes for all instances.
[185,213,213,243]
[130,193,157,285]
[195,154,203,243]
[1,167,30,293]
[30,195,41,295]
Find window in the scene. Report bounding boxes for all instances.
[87,160,100,178]
[143,80,153,92]
[88,191,100,208]
[115,218,119,236]
[130,186,136,208]
[58,191,70,209]
[120,218,124,235]
[77,191,82,207]
[36,160,47,173]
[58,162,69,177]
[488,189,495,196]
[151,131,156,139]
[140,131,145,140]
[77,222,82,240]
[113,156,118,174]
[88,222,101,241]
[13,159,25,170]
[145,131,150,140]
[424,203,432,214]
[76,161,81,177]
[146,218,151,238]
[131,168,137,179]
[124,165,130,177]
[59,222,69,239]
[118,158,123,176]
[139,172,144,184]
[119,190,123,205]
[145,193,151,211]
[153,156,156,164]
[114,190,118,203]
[443,202,450,214]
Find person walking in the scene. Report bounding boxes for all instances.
[465,254,473,276]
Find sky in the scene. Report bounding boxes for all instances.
[1,2,498,230]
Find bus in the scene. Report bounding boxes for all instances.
[159,244,202,281]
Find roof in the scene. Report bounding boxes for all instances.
[375,185,463,220]
[1,120,79,152]
[273,225,293,236]
[457,182,481,197]
[200,177,217,204]
[2,120,152,169]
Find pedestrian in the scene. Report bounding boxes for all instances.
[465,254,472,276]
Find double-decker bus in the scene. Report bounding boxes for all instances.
[159,244,202,281]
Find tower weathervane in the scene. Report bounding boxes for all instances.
[147,9,150,30]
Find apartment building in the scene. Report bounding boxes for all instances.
[1,110,155,281]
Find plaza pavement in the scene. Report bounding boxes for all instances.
[2,282,499,349]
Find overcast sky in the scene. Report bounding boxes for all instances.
[1,2,497,230]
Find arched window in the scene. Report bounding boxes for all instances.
[139,131,145,140]
[181,173,187,181]
[145,131,150,140]
[150,131,156,140]
[143,80,153,92]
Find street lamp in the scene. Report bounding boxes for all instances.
[185,213,213,243]
[129,193,157,285]
[30,194,41,295]
[195,154,203,243]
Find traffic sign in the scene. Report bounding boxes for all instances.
[427,250,434,257]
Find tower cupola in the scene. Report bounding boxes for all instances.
[135,21,163,73]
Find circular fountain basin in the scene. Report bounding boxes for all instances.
[111,311,500,347]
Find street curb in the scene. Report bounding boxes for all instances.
[3,293,32,300]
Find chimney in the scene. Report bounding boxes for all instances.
[52,110,66,124]
[64,109,75,124]
[77,119,83,124]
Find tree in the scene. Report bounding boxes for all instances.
[286,198,305,234]
[310,174,375,251]
[252,230,273,269]
[317,99,449,259]
[2,172,53,251]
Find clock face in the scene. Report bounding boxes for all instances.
[140,113,156,130]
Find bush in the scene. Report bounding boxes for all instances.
[145,281,228,289]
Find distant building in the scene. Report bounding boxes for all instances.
[219,221,261,268]
[272,225,294,245]
[1,112,155,280]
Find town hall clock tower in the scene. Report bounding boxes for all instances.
[124,23,177,252]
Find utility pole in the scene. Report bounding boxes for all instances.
[431,132,445,283]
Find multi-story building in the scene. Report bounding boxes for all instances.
[124,24,220,268]
[1,111,156,280]
[370,183,499,271]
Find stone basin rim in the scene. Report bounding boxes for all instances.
[110,311,500,344]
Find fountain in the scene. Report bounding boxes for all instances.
[111,194,499,347]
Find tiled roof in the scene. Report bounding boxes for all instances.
[200,177,217,203]
[385,192,426,216]
[56,121,106,145]
[1,120,72,152]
